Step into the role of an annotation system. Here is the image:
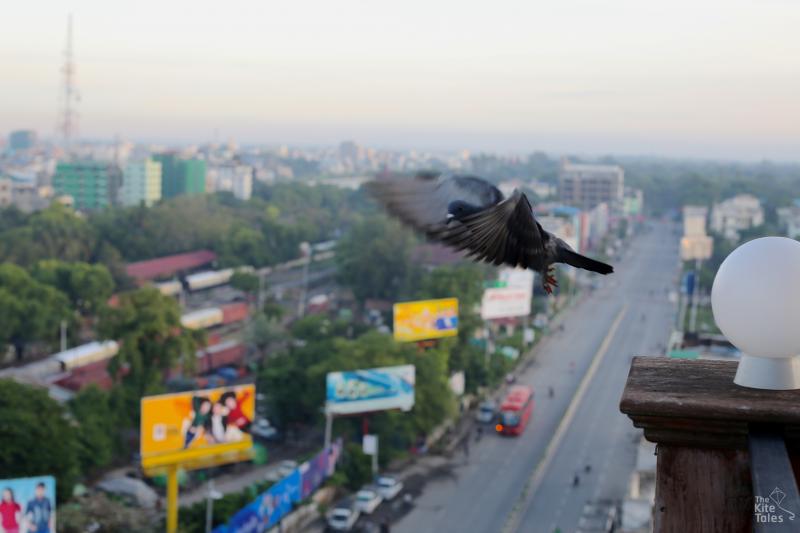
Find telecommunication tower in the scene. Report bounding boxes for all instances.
[58,14,79,150]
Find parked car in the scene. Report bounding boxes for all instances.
[354,485,383,514]
[475,401,497,424]
[327,498,360,531]
[251,418,279,441]
[375,475,403,500]
[266,460,298,481]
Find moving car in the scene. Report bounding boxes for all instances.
[475,400,497,424]
[375,475,403,500]
[327,498,360,531]
[495,385,535,436]
[354,485,383,514]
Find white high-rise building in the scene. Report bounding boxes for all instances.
[121,158,162,207]
[207,164,253,200]
[710,194,764,241]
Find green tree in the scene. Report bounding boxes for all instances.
[32,260,115,315]
[229,270,260,295]
[246,314,286,352]
[0,203,97,266]
[0,379,79,501]
[99,288,204,425]
[68,386,117,474]
[336,215,422,303]
[0,263,73,360]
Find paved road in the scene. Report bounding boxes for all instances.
[394,222,680,533]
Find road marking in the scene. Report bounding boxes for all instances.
[501,304,629,533]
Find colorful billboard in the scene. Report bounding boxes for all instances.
[213,440,342,533]
[481,287,532,320]
[393,298,458,342]
[326,365,415,415]
[140,384,255,471]
[0,476,56,533]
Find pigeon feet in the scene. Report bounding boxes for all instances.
[542,266,558,295]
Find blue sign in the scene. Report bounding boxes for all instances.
[326,365,415,415]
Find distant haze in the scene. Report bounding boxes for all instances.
[2,0,799,160]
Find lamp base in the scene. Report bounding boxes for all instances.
[734,354,800,390]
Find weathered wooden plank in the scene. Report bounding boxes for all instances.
[653,445,753,533]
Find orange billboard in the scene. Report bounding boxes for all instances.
[140,384,255,471]
[393,298,458,342]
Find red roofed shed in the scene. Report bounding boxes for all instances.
[125,250,217,282]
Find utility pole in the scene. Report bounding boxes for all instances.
[60,320,67,352]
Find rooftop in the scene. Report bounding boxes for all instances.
[125,249,217,281]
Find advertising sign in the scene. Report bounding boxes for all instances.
[481,287,532,320]
[0,476,56,533]
[498,268,534,290]
[393,298,458,342]
[140,384,255,471]
[326,365,415,415]
[362,434,378,456]
[213,440,343,533]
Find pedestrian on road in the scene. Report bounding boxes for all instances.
[584,464,592,474]
[548,386,554,398]
[572,474,580,487]
[380,519,391,533]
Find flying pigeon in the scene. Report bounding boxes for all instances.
[366,171,614,294]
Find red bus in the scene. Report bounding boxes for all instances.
[495,385,534,436]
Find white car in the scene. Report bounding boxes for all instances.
[354,486,383,514]
[327,500,360,531]
[475,401,497,424]
[266,460,298,482]
[375,475,403,500]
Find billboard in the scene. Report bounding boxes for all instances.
[213,440,342,533]
[481,287,532,320]
[0,476,56,533]
[140,384,255,471]
[393,298,458,342]
[498,268,534,290]
[326,365,415,415]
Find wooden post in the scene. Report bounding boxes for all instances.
[620,357,800,533]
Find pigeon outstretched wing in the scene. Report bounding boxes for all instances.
[433,190,550,269]
[366,172,502,237]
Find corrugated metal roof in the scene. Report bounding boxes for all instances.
[126,250,217,281]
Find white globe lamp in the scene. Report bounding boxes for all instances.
[711,237,800,389]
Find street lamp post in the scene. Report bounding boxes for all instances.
[711,236,800,389]
[204,480,223,533]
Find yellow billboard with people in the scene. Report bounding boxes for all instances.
[140,384,255,471]
[393,298,458,342]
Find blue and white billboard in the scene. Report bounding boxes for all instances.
[326,365,415,415]
[0,475,56,533]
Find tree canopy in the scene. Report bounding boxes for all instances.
[0,379,79,501]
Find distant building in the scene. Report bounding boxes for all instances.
[534,204,583,253]
[623,188,644,216]
[710,194,764,241]
[121,158,162,207]
[53,161,120,210]
[777,200,800,240]
[681,206,713,261]
[0,179,12,207]
[558,160,624,212]
[207,164,253,200]
[8,130,37,151]
[154,153,206,199]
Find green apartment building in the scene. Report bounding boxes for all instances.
[154,153,206,199]
[53,161,120,210]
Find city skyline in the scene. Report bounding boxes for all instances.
[2,0,800,161]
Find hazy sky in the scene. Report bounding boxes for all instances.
[2,1,799,159]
